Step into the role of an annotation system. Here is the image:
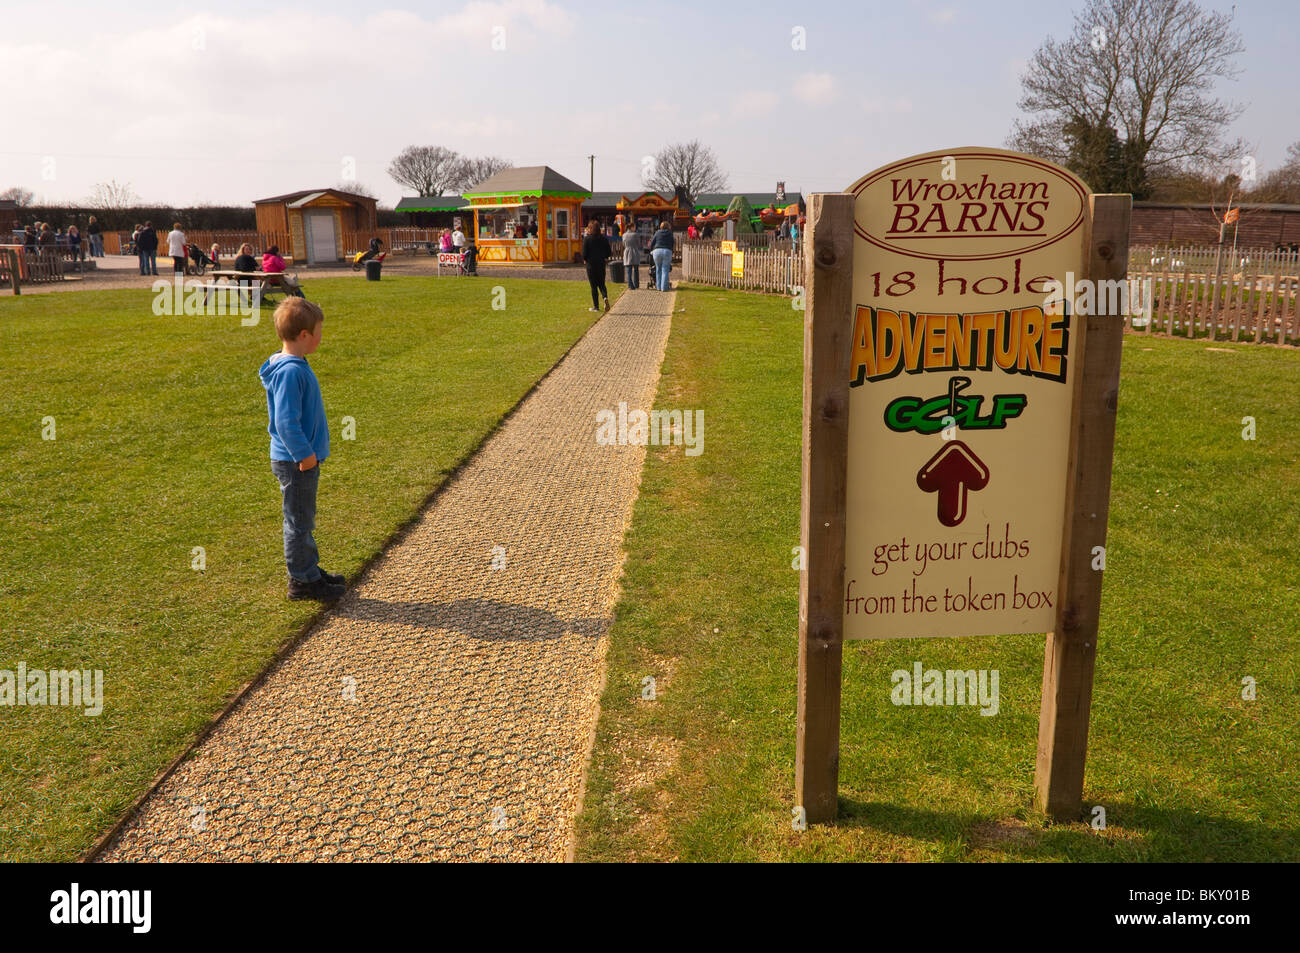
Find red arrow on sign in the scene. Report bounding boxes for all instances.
[916,441,990,527]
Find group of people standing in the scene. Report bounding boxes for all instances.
[20,218,103,259]
[437,225,478,274]
[581,219,676,311]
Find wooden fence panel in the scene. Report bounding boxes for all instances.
[681,244,804,295]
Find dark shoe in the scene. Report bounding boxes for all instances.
[288,576,345,602]
[319,569,345,586]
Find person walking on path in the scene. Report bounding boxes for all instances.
[258,298,345,604]
[137,221,159,275]
[167,222,187,275]
[582,219,612,312]
[87,216,103,257]
[649,220,674,291]
[451,224,465,253]
[622,222,643,290]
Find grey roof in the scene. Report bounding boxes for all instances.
[395,195,467,212]
[463,165,589,196]
[695,192,805,210]
[252,188,376,205]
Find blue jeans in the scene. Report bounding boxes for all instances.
[626,262,639,289]
[271,459,321,582]
[651,248,671,290]
[138,251,157,275]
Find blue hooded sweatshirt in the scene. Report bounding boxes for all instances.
[258,353,329,463]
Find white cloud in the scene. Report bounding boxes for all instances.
[733,90,779,118]
[793,72,836,106]
[928,8,956,26]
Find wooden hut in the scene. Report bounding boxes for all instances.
[252,188,378,263]
[463,166,590,266]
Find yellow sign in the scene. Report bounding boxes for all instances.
[844,147,1090,639]
[720,240,737,254]
[732,250,745,277]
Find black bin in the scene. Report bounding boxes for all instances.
[608,260,625,283]
[365,259,382,281]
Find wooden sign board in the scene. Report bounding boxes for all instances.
[844,149,1088,639]
[796,146,1130,824]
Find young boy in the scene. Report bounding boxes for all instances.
[258,298,345,601]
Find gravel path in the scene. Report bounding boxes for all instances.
[98,288,676,862]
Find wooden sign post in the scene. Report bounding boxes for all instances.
[1034,193,1130,819]
[796,149,1130,824]
[796,193,855,823]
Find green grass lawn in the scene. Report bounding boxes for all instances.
[574,284,1300,862]
[0,275,602,862]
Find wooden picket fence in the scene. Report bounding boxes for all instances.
[681,243,805,294]
[1126,244,1300,343]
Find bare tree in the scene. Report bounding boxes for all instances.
[1254,141,1300,204]
[87,179,138,211]
[1,186,34,207]
[386,145,465,196]
[457,156,512,192]
[644,140,729,204]
[335,180,376,199]
[1007,0,1244,197]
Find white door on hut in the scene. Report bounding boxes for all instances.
[305,211,337,263]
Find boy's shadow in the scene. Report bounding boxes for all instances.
[338,595,610,643]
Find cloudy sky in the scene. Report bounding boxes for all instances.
[3,0,1295,207]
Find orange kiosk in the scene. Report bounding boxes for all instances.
[463,166,590,266]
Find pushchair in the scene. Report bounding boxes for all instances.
[185,244,217,275]
[352,238,386,271]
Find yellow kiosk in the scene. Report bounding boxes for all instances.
[464,166,591,266]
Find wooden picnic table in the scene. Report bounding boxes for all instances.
[204,270,298,303]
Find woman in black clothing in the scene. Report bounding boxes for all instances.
[582,219,612,312]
